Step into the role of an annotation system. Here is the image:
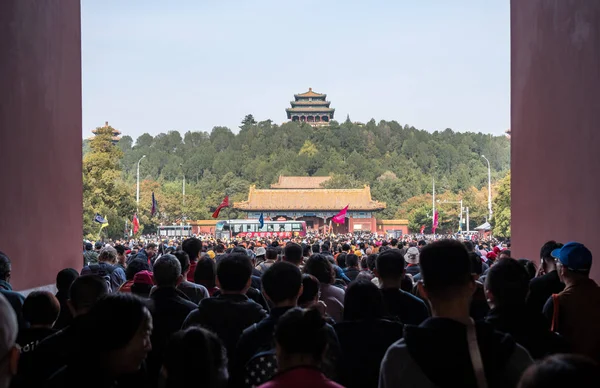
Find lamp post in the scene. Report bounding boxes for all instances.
[437,199,463,232]
[136,155,146,212]
[481,155,493,222]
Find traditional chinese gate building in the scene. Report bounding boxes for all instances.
[234,176,386,233]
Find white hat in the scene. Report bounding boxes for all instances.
[404,247,420,264]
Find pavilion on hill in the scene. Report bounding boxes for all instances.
[234,176,387,233]
[90,121,121,144]
[286,88,335,126]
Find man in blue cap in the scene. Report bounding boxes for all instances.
[543,242,600,363]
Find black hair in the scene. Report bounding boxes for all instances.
[215,244,225,253]
[342,243,351,252]
[114,244,126,255]
[540,241,563,260]
[518,258,537,280]
[163,327,228,388]
[464,241,475,252]
[303,254,333,284]
[194,257,217,288]
[346,254,359,268]
[182,237,203,261]
[367,254,378,271]
[173,250,191,274]
[262,262,302,304]
[266,247,279,261]
[321,242,331,253]
[420,240,472,295]
[518,354,600,388]
[343,280,384,321]
[284,243,303,265]
[146,242,157,250]
[275,307,328,362]
[469,252,483,275]
[69,275,109,312]
[311,243,321,254]
[360,257,369,270]
[0,251,10,281]
[56,268,79,293]
[153,254,182,287]
[337,253,347,269]
[418,240,427,247]
[22,291,60,326]
[376,249,405,280]
[216,253,252,292]
[485,258,530,307]
[499,249,512,258]
[81,294,150,357]
[126,258,151,281]
[298,274,320,307]
[302,244,311,257]
[390,239,398,247]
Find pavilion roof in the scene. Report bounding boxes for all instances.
[270,176,331,189]
[234,185,386,211]
[291,100,331,106]
[286,107,335,113]
[294,88,326,99]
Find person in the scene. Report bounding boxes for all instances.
[194,256,219,296]
[115,244,127,269]
[131,270,154,298]
[256,247,278,274]
[81,245,127,292]
[498,250,512,261]
[172,250,209,304]
[132,242,158,267]
[404,247,421,277]
[181,237,202,282]
[518,354,600,388]
[183,252,267,362]
[543,242,600,362]
[258,307,343,388]
[254,246,267,264]
[485,258,567,359]
[304,254,344,323]
[147,254,197,384]
[17,291,60,352]
[468,252,490,321]
[19,275,108,387]
[53,268,79,330]
[283,242,304,268]
[297,274,325,310]
[83,242,99,266]
[527,241,565,314]
[375,249,429,325]
[0,252,25,328]
[334,280,403,388]
[379,240,533,388]
[119,258,151,293]
[45,294,153,388]
[343,254,360,282]
[162,327,228,388]
[0,294,19,388]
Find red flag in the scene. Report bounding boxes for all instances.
[332,205,349,224]
[420,225,425,234]
[212,196,230,218]
[133,214,140,235]
[432,211,439,234]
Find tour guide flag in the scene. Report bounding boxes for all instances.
[94,214,107,224]
[332,205,349,224]
[432,211,439,234]
[100,217,109,229]
[212,196,230,218]
[259,213,264,229]
[151,191,157,216]
[132,214,139,235]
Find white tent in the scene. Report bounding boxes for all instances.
[474,222,491,231]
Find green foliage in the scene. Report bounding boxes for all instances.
[492,172,511,238]
[84,117,510,237]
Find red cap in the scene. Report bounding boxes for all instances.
[487,251,498,259]
[133,270,154,286]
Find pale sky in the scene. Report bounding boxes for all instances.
[82,0,509,140]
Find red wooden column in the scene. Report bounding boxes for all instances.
[0,0,82,290]
[511,0,600,281]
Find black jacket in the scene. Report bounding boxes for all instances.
[54,290,73,330]
[334,319,404,388]
[182,294,267,363]
[380,288,429,325]
[485,305,568,359]
[344,267,360,282]
[527,270,565,315]
[147,287,197,382]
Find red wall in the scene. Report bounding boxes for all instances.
[0,1,82,290]
[511,0,600,281]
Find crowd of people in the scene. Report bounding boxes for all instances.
[1,235,599,388]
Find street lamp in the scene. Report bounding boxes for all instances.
[136,155,146,212]
[481,155,493,222]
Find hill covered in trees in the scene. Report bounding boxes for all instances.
[83,116,510,238]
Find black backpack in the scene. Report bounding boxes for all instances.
[88,263,116,292]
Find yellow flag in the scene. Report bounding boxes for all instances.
[100,216,109,229]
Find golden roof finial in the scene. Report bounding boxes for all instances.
[308,87,312,92]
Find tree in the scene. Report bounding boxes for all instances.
[492,172,511,238]
[240,114,257,127]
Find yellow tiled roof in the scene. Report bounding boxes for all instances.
[234,185,386,211]
[286,107,335,113]
[290,100,330,106]
[294,88,326,99]
[271,176,331,189]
